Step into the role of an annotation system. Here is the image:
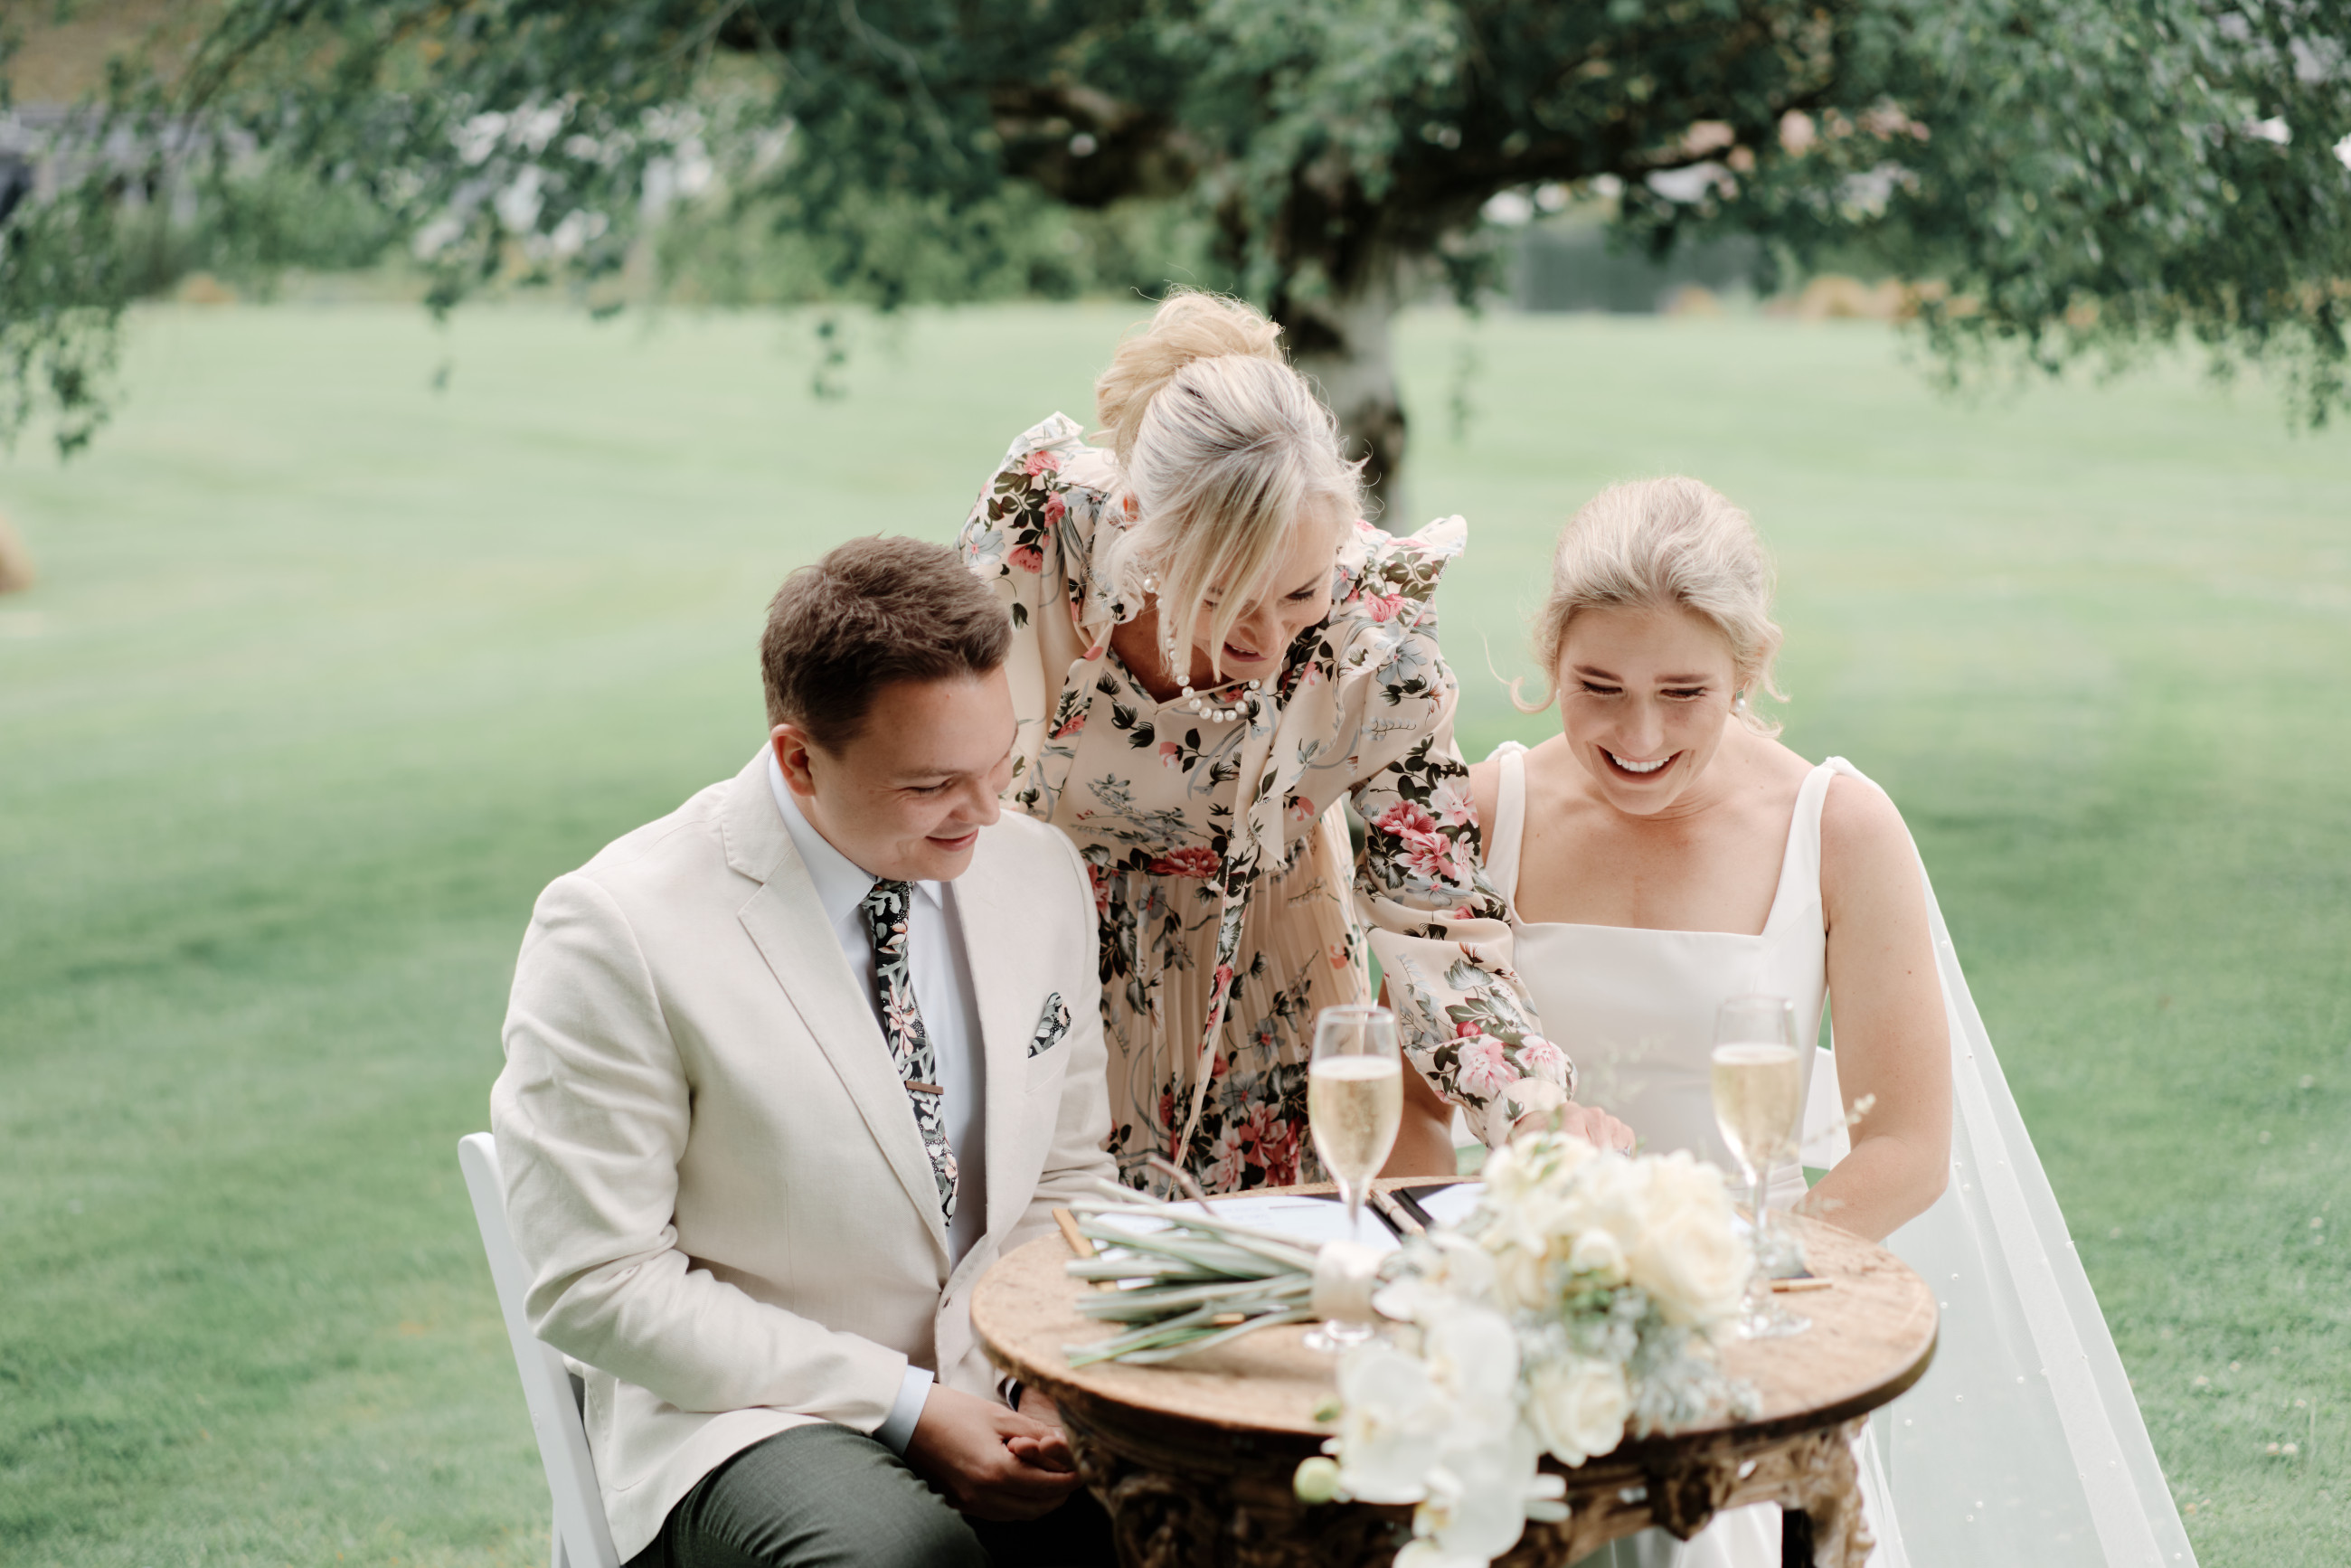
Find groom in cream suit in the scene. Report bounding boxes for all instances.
[493,536,1117,1567]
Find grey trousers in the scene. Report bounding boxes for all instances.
[625,1423,1117,1568]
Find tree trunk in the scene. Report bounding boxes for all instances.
[0,510,34,594]
[1279,261,1412,525]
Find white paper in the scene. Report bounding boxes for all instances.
[1411,1182,1486,1230]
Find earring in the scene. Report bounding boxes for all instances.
[1733,692,1748,712]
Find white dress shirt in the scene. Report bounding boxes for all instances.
[766,748,987,1450]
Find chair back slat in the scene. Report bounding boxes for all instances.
[459,1132,623,1568]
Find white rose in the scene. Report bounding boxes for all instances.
[1483,1130,1598,1211]
[1487,1242,1552,1316]
[1483,1134,1600,1252]
[1484,1180,1577,1264]
[1565,1226,1629,1285]
[1555,1148,1645,1242]
[1526,1355,1631,1467]
[1476,1138,1541,1208]
[1625,1152,1751,1326]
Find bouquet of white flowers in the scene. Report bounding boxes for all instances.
[1294,1133,1761,1568]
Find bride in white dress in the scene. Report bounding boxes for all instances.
[1443,478,2196,1567]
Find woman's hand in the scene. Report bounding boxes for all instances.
[1514,1100,1636,1153]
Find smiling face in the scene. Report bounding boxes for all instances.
[1555,603,1742,816]
[1184,498,1345,685]
[772,668,1016,882]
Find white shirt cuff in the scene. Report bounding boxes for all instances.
[873,1365,933,1455]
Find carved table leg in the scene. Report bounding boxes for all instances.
[1061,1407,1875,1568]
[1066,1422,1409,1568]
[1648,1447,1746,1541]
[1774,1419,1874,1568]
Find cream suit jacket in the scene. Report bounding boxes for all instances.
[491,751,1115,1560]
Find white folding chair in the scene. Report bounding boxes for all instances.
[459,1132,624,1568]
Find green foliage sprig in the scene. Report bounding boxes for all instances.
[1062,1183,1324,1366]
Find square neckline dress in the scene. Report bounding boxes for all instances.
[1482,741,1855,1204]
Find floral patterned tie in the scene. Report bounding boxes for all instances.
[857,880,958,1221]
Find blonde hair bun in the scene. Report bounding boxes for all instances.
[1089,290,1364,682]
[1095,291,1286,467]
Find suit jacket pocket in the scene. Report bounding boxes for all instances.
[1026,992,1071,1058]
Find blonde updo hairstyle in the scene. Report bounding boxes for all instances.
[1095,290,1364,678]
[1517,477,1788,735]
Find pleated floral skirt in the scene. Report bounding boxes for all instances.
[1086,807,1372,1194]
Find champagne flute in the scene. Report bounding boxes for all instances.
[1711,994,1810,1339]
[1304,1004,1402,1351]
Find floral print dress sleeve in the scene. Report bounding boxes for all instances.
[1321,524,1574,1147]
[954,413,1127,817]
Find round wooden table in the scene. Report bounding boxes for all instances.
[973,1196,1937,1568]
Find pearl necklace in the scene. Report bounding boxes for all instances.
[1174,677,1261,723]
[1137,571,1266,723]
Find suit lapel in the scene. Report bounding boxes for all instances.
[950,841,1043,1244]
[722,758,951,1270]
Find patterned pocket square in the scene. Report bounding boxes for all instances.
[1028,993,1072,1058]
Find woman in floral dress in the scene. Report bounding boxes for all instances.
[955,292,1629,1193]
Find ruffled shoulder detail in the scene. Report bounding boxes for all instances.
[1302,515,1466,708]
[960,411,1138,624]
[1013,411,1121,505]
[1331,514,1465,635]
[1002,411,1089,471]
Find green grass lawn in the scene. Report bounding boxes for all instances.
[2,300,2346,1567]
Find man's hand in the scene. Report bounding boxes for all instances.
[1514,1100,1636,1153]
[903,1385,1082,1522]
[1005,1387,1073,1471]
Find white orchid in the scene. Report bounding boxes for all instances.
[1421,1305,1520,1413]
[1327,1341,1455,1504]
[1403,1423,1567,1566]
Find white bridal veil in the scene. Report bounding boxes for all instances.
[1803,760,2197,1567]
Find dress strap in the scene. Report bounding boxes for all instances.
[1484,741,1529,907]
[1761,754,1878,934]
[1760,758,1840,934]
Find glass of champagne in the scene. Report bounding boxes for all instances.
[1304,1004,1403,1351]
[1711,994,1810,1339]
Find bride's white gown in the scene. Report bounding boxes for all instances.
[1482,743,2196,1568]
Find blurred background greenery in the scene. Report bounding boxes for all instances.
[2,300,2346,1567]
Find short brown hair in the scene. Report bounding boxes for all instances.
[760,535,1011,751]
